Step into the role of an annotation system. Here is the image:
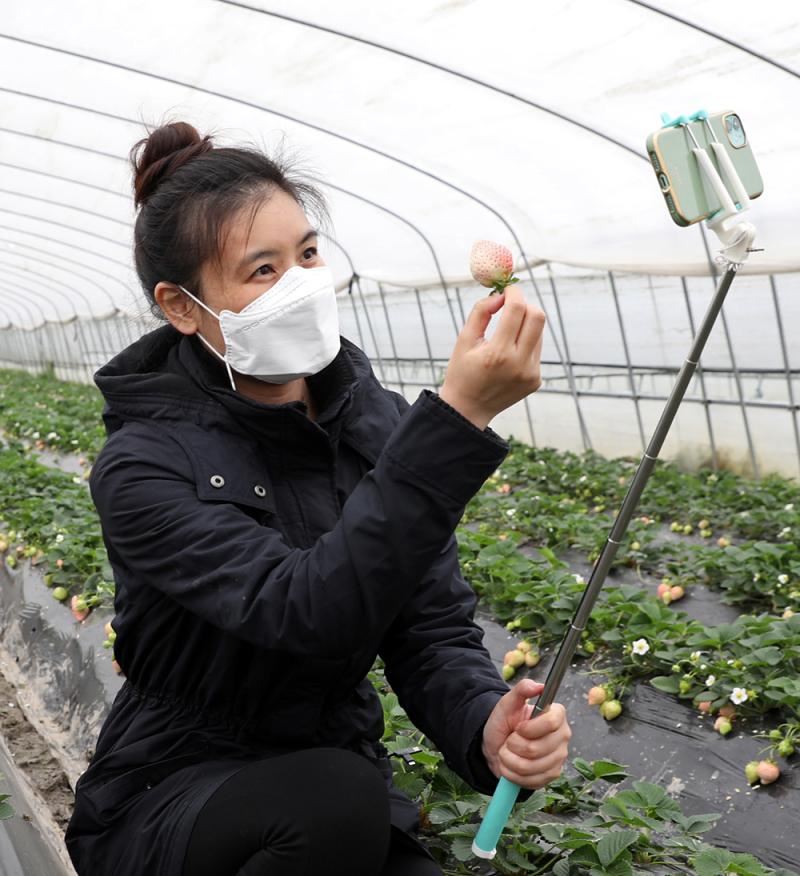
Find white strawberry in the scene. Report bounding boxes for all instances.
[469,241,519,295]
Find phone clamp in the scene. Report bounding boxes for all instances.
[676,110,758,268]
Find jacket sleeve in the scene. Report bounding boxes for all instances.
[377,535,506,794]
[90,389,508,659]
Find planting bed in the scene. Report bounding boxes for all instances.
[0,366,798,875]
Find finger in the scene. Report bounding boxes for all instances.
[460,292,507,345]
[516,304,546,361]
[491,285,528,348]
[515,703,568,740]
[498,742,570,787]
[505,719,572,760]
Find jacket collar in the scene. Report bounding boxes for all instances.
[94,323,368,446]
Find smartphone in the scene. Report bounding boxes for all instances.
[646,111,763,226]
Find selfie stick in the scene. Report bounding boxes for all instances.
[472,110,759,859]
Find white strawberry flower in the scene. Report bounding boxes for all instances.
[578,475,587,483]
[32,431,39,439]
[700,664,708,671]
[753,573,760,582]
[730,687,748,705]
[705,675,716,686]
[690,651,703,662]
[632,638,650,656]
[779,527,791,538]
[778,574,789,584]
[573,574,585,584]
[55,534,64,543]
[72,476,82,484]
[506,509,516,517]
[785,503,794,512]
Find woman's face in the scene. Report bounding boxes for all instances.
[157,187,325,347]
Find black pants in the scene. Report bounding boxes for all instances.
[182,748,444,875]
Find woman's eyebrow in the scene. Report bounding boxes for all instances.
[237,228,318,271]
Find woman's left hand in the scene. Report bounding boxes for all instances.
[481,680,572,790]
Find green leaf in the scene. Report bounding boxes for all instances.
[572,757,596,781]
[649,675,681,693]
[592,760,629,782]
[693,848,735,876]
[596,829,639,866]
[449,835,475,862]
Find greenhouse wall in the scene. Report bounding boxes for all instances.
[0,265,797,482]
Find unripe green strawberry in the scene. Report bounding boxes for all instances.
[682,524,693,535]
[0,539,7,553]
[777,739,795,757]
[769,729,784,741]
[43,573,54,587]
[679,679,692,695]
[587,686,607,706]
[52,587,68,602]
[630,541,641,551]
[757,760,780,784]
[469,240,519,295]
[698,519,710,530]
[745,761,760,784]
[501,664,515,681]
[670,521,681,532]
[714,716,732,736]
[600,699,622,720]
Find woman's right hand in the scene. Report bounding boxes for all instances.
[439,286,546,430]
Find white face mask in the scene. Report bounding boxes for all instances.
[178,265,341,391]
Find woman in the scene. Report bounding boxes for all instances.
[64,120,571,876]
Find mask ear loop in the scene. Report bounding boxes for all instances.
[177,285,238,392]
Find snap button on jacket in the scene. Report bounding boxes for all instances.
[65,325,511,876]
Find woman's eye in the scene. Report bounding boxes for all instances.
[253,264,274,277]
[302,247,318,260]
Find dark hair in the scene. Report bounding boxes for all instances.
[129,120,328,320]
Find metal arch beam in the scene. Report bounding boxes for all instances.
[0,205,129,250]
[0,222,132,268]
[0,259,102,319]
[216,1,645,160]
[0,234,136,302]
[0,69,591,446]
[2,90,458,333]
[0,279,82,367]
[0,157,129,200]
[323,183,458,338]
[0,282,51,326]
[0,245,121,317]
[625,0,800,80]
[0,187,132,229]
[0,123,122,162]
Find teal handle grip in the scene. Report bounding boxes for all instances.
[471,776,521,859]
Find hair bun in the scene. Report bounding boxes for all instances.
[130,121,214,208]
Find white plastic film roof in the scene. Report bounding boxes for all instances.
[0,0,798,324]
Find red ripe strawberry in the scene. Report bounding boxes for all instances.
[756,760,780,784]
[469,240,519,295]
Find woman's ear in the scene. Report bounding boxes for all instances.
[154,282,201,335]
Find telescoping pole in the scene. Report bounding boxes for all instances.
[472,265,739,859]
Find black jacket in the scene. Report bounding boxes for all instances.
[65,325,511,875]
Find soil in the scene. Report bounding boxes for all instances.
[0,671,74,832]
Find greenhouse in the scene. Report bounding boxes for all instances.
[0,1,798,874]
